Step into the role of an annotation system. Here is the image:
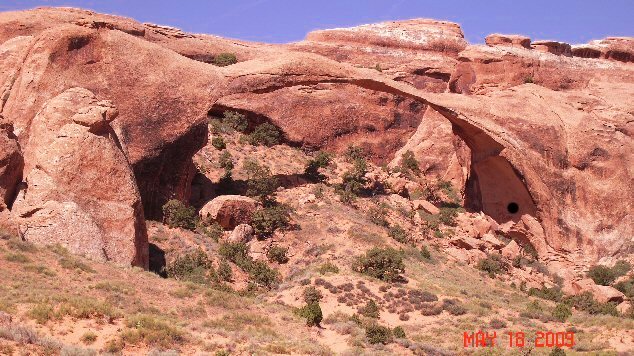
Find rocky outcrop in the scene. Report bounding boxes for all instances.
[11,88,148,267]
[200,195,259,230]
[531,40,572,56]
[485,34,531,49]
[572,37,634,62]
[0,118,22,211]
[571,279,626,304]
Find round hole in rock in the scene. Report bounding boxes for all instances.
[507,202,519,214]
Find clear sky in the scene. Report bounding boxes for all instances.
[1,0,632,44]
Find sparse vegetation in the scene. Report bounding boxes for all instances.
[336,152,368,203]
[211,136,226,150]
[303,286,323,304]
[368,203,389,227]
[210,110,248,133]
[353,247,405,282]
[588,260,630,286]
[393,326,406,339]
[243,159,279,200]
[80,331,97,345]
[420,245,431,260]
[217,259,233,282]
[122,314,185,348]
[218,242,280,288]
[165,249,211,284]
[359,300,380,318]
[245,122,281,146]
[552,302,572,322]
[528,286,563,302]
[400,150,420,176]
[251,204,291,238]
[304,151,332,181]
[388,225,407,243]
[317,261,339,275]
[365,323,392,344]
[477,254,508,277]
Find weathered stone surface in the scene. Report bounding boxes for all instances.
[501,240,521,259]
[485,34,531,49]
[573,37,634,62]
[531,40,572,56]
[0,118,22,210]
[413,200,439,215]
[200,195,259,230]
[571,278,626,304]
[11,88,147,267]
[228,224,254,243]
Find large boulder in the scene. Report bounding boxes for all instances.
[200,195,259,230]
[11,88,148,267]
[228,224,254,243]
[571,278,626,304]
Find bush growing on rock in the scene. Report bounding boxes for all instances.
[614,276,634,298]
[267,246,289,264]
[212,53,238,67]
[588,260,630,286]
[562,292,618,316]
[245,122,281,146]
[353,247,405,282]
[162,200,198,230]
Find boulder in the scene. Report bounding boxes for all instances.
[11,88,148,267]
[481,233,505,249]
[413,200,439,215]
[485,34,531,49]
[617,301,631,315]
[501,240,521,259]
[450,236,482,250]
[571,278,626,304]
[200,195,259,229]
[507,215,549,257]
[228,224,254,243]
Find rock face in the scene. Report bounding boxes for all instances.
[11,88,148,267]
[0,119,22,211]
[572,37,634,62]
[485,34,531,49]
[531,40,572,56]
[200,195,259,230]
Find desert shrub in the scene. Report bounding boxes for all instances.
[528,286,563,302]
[5,253,30,263]
[211,136,226,150]
[217,260,232,282]
[345,145,365,161]
[368,204,389,227]
[123,314,185,348]
[552,303,572,322]
[442,299,467,316]
[251,204,291,238]
[297,302,323,327]
[165,249,211,284]
[29,304,54,324]
[393,326,406,339]
[218,150,235,172]
[317,262,339,275]
[365,323,392,344]
[489,318,507,329]
[477,254,508,277]
[80,331,97,345]
[336,155,368,203]
[211,111,248,134]
[267,246,289,264]
[549,347,565,356]
[388,225,407,243]
[400,150,420,176]
[612,260,631,276]
[162,200,198,230]
[103,338,124,353]
[7,239,37,253]
[614,277,634,298]
[420,245,431,260]
[520,300,551,321]
[245,122,281,146]
[243,160,279,200]
[563,292,618,316]
[303,286,323,304]
[198,222,224,242]
[353,247,405,282]
[212,53,238,67]
[359,300,380,319]
[218,242,279,288]
[59,257,95,273]
[304,151,332,181]
[588,265,617,286]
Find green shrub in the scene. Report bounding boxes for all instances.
[588,265,617,286]
[218,242,250,266]
[267,246,289,264]
[303,286,323,304]
[612,260,631,277]
[162,200,198,230]
[420,245,431,260]
[219,151,235,171]
[614,277,634,298]
[528,286,563,302]
[393,326,406,339]
[212,53,238,67]
[251,204,291,238]
[336,157,368,203]
[243,159,279,200]
[298,302,323,327]
[165,249,211,284]
[317,262,339,275]
[400,150,420,175]
[246,122,281,146]
[563,292,618,316]
[217,260,232,282]
[211,136,226,150]
[304,151,332,181]
[218,242,279,288]
[368,204,389,227]
[198,222,224,242]
[345,145,365,161]
[80,331,97,345]
[353,247,405,282]
[388,225,407,243]
[552,303,572,322]
[211,111,248,134]
[248,260,280,287]
[365,323,392,344]
[123,314,185,348]
[359,300,380,319]
[477,254,508,277]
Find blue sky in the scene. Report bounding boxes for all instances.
[1,0,632,44]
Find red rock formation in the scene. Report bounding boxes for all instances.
[531,40,572,56]
[485,34,531,49]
